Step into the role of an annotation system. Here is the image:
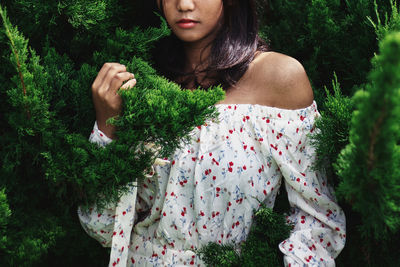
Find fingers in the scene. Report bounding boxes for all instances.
[92,62,137,98]
[92,62,124,91]
[121,77,137,90]
[101,64,127,91]
[109,72,135,93]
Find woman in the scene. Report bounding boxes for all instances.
[79,0,346,266]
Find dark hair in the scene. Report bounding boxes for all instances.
[154,0,268,89]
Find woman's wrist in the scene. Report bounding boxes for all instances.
[96,117,116,139]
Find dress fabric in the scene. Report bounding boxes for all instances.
[78,101,346,267]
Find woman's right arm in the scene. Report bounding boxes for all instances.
[78,63,137,247]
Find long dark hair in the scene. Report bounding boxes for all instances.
[154,0,268,90]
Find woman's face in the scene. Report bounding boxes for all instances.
[158,0,224,45]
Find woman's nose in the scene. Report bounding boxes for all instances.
[177,0,195,12]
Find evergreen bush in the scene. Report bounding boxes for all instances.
[198,205,292,267]
[0,2,223,266]
[0,0,399,266]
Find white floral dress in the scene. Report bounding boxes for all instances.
[78,101,346,267]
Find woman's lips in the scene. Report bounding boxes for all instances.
[177,19,198,29]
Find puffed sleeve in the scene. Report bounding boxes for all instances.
[77,122,115,246]
[268,104,346,266]
[78,200,120,247]
[78,122,157,247]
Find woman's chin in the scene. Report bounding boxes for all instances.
[174,33,202,43]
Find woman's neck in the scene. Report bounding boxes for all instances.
[183,42,211,73]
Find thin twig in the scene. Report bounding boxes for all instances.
[0,7,30,119]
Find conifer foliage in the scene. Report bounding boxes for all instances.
[198,205,292,267]
[336,31,400,241]
[0,0,400,266]
[261,0,396,96]
[0,2,223,265]
[307,1,400,266]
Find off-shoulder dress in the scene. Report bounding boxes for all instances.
[78,101,346,267]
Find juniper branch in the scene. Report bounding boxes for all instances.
[0,5,30,118]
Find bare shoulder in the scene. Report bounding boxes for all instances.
[249,51,314,109]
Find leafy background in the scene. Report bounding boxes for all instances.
[0,0,399,266]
